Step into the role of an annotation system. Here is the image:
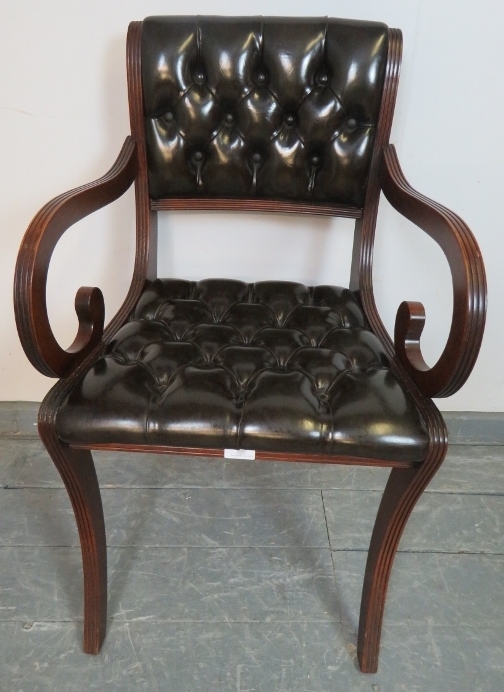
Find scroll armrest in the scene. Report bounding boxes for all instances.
[379,144,486,398]
[14,137,138,378]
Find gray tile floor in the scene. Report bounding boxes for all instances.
[0,438,503,691]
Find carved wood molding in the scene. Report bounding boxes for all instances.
[151,197,362,218]
[14,137,138,378]
[380,144,487,398]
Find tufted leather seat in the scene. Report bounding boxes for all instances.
[14,14,486,674]
[57,279,429,461]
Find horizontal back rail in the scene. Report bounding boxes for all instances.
[151,198,362,218]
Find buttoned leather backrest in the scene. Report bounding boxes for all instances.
[141,16,389,207]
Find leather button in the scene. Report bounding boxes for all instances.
[347,118,358,130]
[224,113,234,125]
[317,73,329,86]
[285,114,295,126]
[252,153,261,164]
[194,71,205,85]
[164,111,174,123]
[193,151,204,162]
[255,71,267,84]
[311,155,321,167]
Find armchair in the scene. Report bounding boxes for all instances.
[14,16,486,674]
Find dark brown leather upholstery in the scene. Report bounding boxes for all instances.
[14,14,487,672]
[57,17,415,462]
[142,16,388,205]
[57,279,429,461]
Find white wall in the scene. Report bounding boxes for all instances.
[1,0,501,410]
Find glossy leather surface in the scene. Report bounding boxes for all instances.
[57,279,429,462]
[141,17,388,206]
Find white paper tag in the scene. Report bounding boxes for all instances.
[224,448,256,460]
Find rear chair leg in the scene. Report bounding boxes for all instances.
[357,463,441,673]
[40,436,107,654]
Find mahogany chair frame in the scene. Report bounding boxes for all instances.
[14,23,486,673]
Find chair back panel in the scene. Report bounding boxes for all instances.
[140,16,389,207]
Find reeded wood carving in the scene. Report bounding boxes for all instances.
[380,144,487,397]
[14,137,138,378]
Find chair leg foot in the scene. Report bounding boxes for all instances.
[357,462,442,673]
[40,435,107,654]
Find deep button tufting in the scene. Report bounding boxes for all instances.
[139,341,205,386]
[56,279,430,462]
[192,150,204,187]
[164,111,174,123]
[311,155,321,167]
[224,113,234,125]
[251,328,311,367]
[252,153,261,164]
[252,281,310,323]
[154,299,212,339]
[142,17,390,203]
[214,345,277,390]
[222,303,277,342]
[193,70,206,85]
[182,324,243,361]
[194,278,250,319]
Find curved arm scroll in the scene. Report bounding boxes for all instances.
[379,144,486,398]
[14,137,138,378]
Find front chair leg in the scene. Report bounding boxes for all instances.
[39,435,107,654]
[357,462,441,673]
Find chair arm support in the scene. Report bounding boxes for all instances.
[379,144,486,398]
[14,137,138,378]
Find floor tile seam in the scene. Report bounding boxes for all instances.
[1,486,329,492]
[2,545,501,557]
[381,622,504,631]
[331,548,504,556]
[319,489,504,497]
[320,490,333,549]
[0,545,334,553]
[5,485,504,497]
[9,620,504,631]
[320,489,340,589]
[0,543,504,556]
[4,485,504,497]
[0,543,336,549]
[0,617,344,625]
